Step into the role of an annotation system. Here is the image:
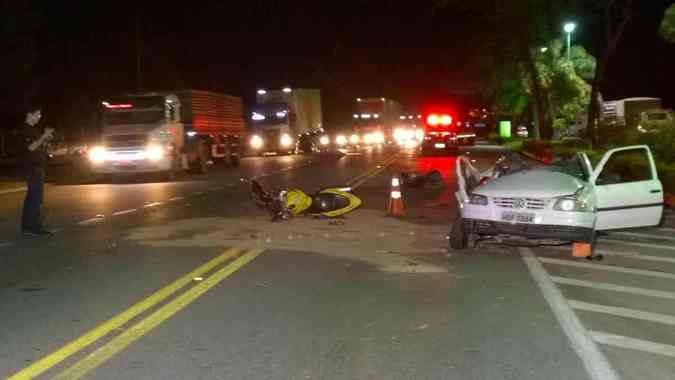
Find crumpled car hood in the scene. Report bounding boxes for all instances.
[474,169,586,198]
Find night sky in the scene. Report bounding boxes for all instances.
[31,1,675,131]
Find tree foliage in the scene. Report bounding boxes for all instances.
[661,3,675,43]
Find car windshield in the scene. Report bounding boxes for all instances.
[543,155,589,181]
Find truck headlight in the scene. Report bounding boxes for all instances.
[336,135,347,146]
[88,146,106,164]
[319,135,330,146]
[280,133,293,147]
[250,135,263,149]
[469,194,488,206]
[553,196,590,212]
[146,145,164,161]
[373,131,385,143]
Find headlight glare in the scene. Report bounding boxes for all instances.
[146,145,164,161]
[280,134,293,147]
[336,135,347,146]
[88,146,106,164]
[250,135,263,149]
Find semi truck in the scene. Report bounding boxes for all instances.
[245,87,323,155]
[89,90,244,180]
[350,97,402,146]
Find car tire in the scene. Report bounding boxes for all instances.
[586,230,602,260]
[449,217,467,250]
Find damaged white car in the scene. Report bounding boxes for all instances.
[452,145,664,253]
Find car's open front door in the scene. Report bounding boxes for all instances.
[591,145,663,230]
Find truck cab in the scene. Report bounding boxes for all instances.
[90,90,244,180]
[246,88,323,156]
[90,94,184,178]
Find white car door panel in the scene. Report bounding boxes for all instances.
[592,145,663,230]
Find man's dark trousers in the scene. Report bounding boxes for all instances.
[22,167,45,232]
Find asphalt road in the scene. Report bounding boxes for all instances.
[1,146,674,380]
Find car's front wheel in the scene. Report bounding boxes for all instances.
[449,217,468,250]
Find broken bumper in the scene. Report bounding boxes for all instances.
[462,218,595,243]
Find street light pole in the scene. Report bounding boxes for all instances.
[564,22,576,61]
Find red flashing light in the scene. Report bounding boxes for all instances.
[440,115,453,126]
[426,114,440,126]
[426,113,453,127]
[104,103,133,109]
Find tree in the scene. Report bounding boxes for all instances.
[534,39,596,134]
[584,0,634,146]
[661,3,675,43]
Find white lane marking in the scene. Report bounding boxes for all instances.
[550,246,675,264]
[591,331,675,358]
[0,242,11,248]
[599,239,675,252]
[657,227,675,233]
[539,257,675,280]
[112,209,137,216]
[143,202,163,208]
[569,300,675,326]
[168,196,185,202]
[608,231,675,242]
[552,277,675,300]
[616,253,675,264]
[520,248,620,380]
[77,218,104,225]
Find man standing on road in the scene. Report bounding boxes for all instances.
[20,106,54,237]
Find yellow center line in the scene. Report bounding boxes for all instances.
[8,247,243,380]
[54,248,265,380]
[347,155,398,189]
[346,155,398,189]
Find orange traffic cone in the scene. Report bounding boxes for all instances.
[572,242,592,258]
[387,177,406,217]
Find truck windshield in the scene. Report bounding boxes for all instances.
[104,109,165,125]
[250,103,289,126]
[102,96,167,125]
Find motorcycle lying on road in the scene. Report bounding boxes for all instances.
[251,180,362,221]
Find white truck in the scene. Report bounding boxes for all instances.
[89,90,245,180]
[601,97,664,130]
[245,88,323,155]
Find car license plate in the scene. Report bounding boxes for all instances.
[502,211,534,223]
[434,143,446,149]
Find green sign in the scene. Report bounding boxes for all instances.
[499,121,512,139]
